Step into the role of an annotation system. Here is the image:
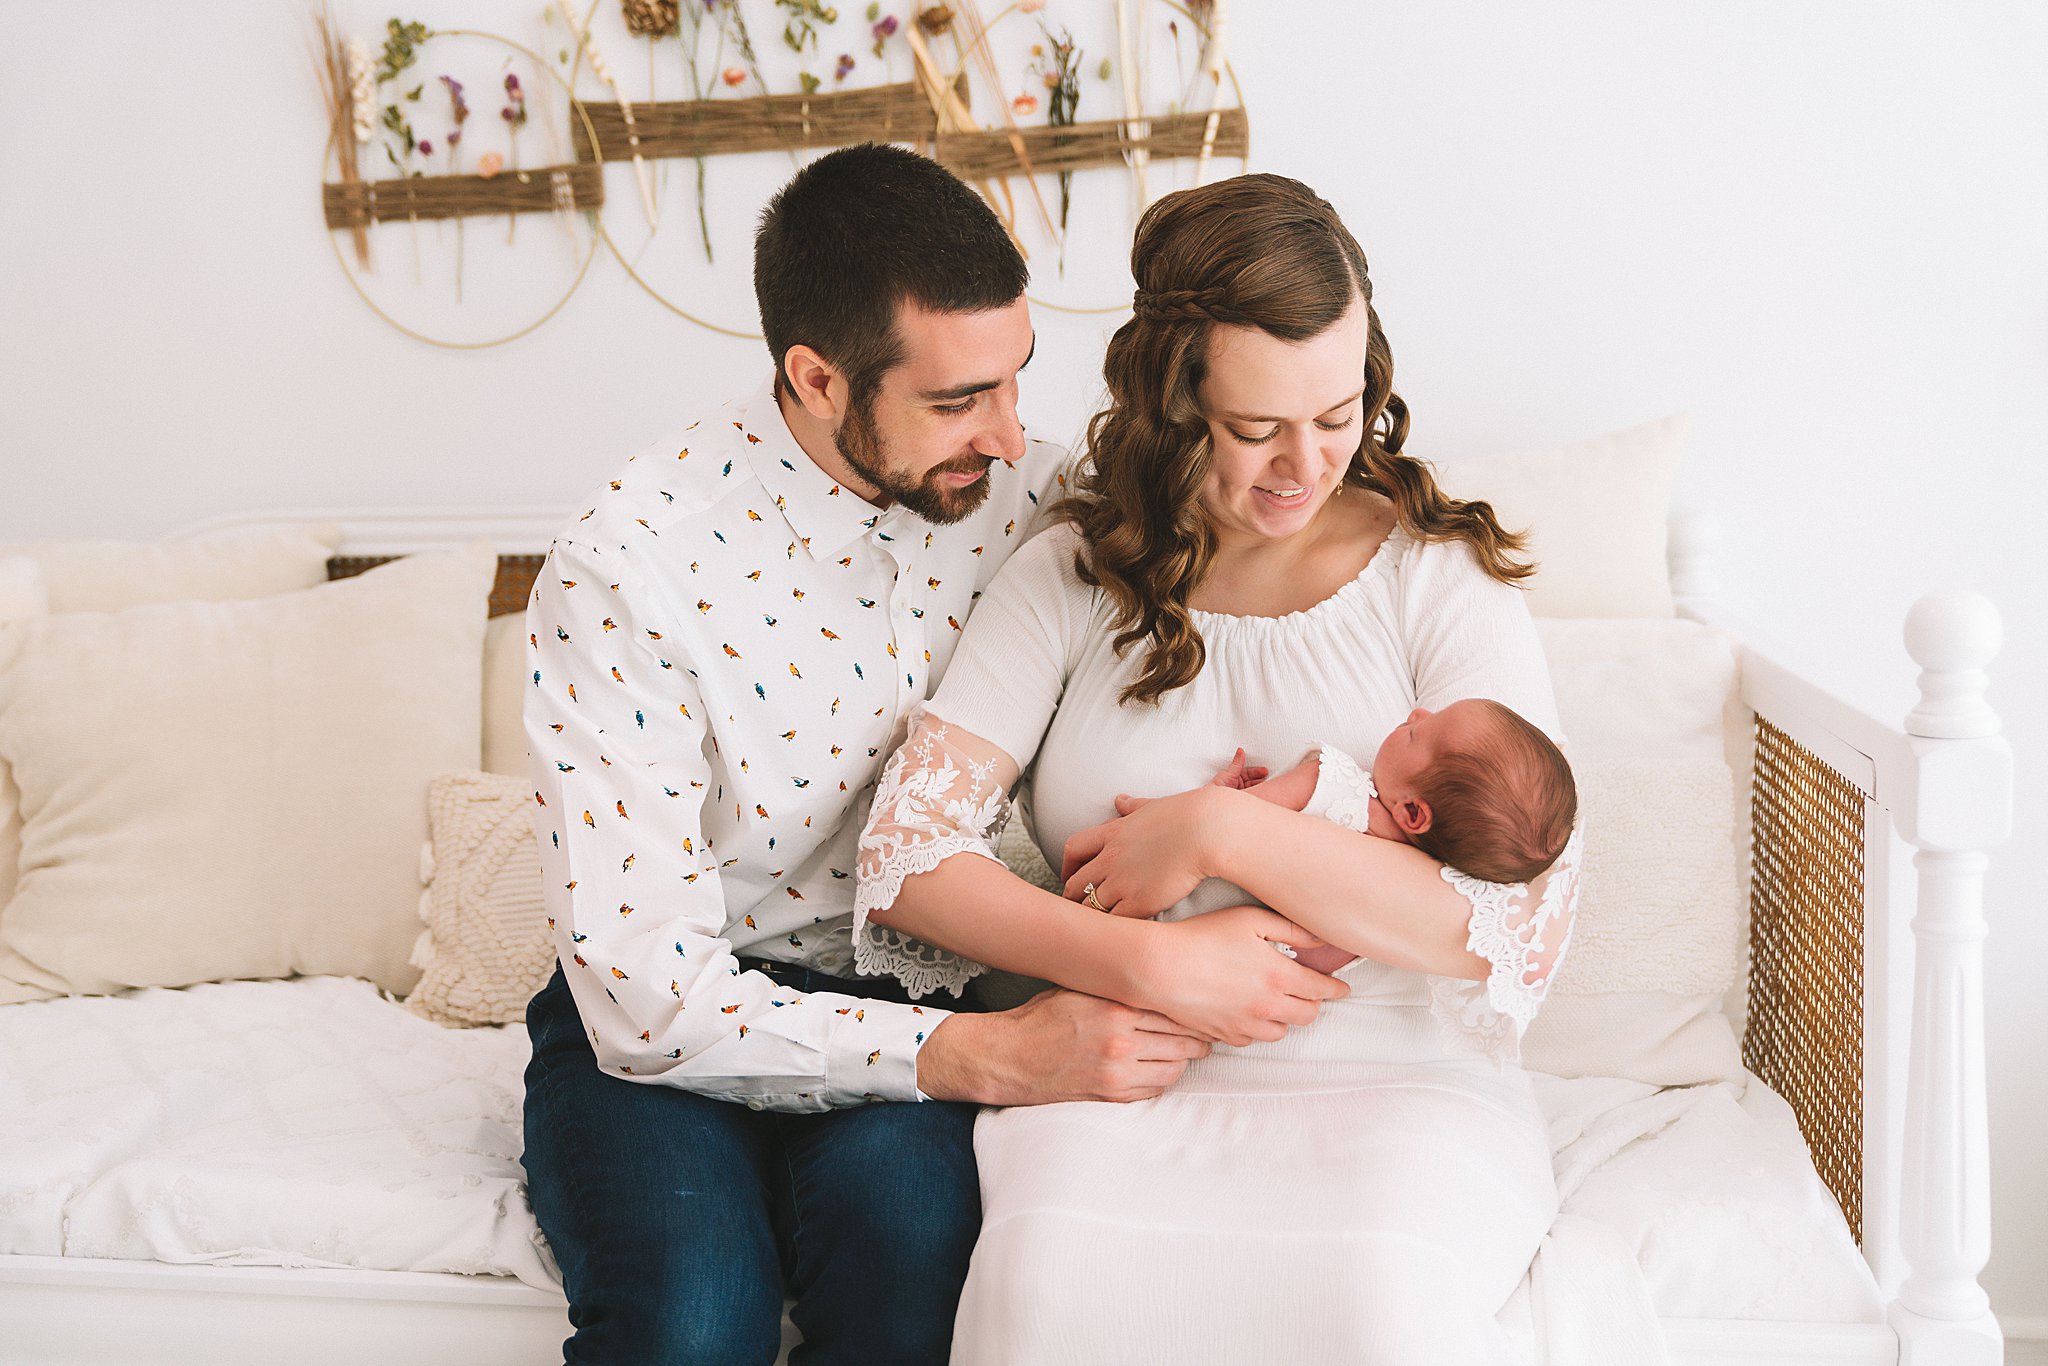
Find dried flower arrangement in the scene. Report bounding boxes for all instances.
[312,4,373,265]
[556,0,659,229]
[319,2,1246,340]
[1028,24,1082,245]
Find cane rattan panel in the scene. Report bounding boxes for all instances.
[1744,716,1868,1243]
[328,554,544,618]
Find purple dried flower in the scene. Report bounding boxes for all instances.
[418,138,433,155]
[448,129,461,146]
[874,14,897,36]
[504,72,521,94]
[835,52,856,80]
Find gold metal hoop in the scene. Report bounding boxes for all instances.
[324,28,605,350]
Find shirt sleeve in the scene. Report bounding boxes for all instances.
[1399,540,1581,1059]
[851,525,1089,992]
[527,536,942,1110]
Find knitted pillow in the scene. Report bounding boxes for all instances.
[405,771,553,1027]
[1520,617,1749,1086]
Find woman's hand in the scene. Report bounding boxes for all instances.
[1124,906,1351,1047]
[1062,787,1229,919]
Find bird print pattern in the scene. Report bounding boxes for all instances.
[526,378,1065,1111]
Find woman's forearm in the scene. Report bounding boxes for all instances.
[870,855,1153,1004]
[1206,789,1490,980]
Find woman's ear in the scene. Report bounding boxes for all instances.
[781,345,849,422]
[1394,796,1433,837]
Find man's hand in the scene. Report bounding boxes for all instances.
[915,990,1212,1106]
[1131,906,1351,1047]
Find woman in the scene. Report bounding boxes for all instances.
[856,174,1581,1363]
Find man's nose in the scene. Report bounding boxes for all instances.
[974,385,1027,465]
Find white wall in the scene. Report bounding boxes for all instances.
[3,0,2042,1326]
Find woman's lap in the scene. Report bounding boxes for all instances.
[960,1073,1556,1364]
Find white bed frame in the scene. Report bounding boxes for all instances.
[0,510,2011,1366]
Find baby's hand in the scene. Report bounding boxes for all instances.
[1209,747,1269,791]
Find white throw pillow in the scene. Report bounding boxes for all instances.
[1522,617,1748,1085]
[0,528,340,930]
[482,613,530,778]
[405,770,553,1027]
[0,545,494,1000]
[1430,414,1688,619]
[1,524,342,614]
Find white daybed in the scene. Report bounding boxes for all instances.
[0,508,2011,1366]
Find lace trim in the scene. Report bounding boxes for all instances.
[1425,824,1585,1065]
[851,838,999,998]
[1304,742,1377,834]
[853,712,1014,998]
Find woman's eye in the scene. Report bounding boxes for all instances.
[1230,426,1279,445]
[1316,413,1358,433]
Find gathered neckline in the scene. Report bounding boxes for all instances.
[1188,523,1412,640]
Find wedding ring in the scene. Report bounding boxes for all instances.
[1081,882,1108,912]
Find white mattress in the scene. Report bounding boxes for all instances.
[0,977,1883,1324]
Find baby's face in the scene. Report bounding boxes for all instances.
[1371,700,1490,800]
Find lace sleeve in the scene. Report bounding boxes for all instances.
[853,707,1023,998]
[1426,825,1584,1065]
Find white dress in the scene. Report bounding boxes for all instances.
[856,521,1583,1365]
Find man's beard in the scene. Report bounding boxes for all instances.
[836,398,993,525]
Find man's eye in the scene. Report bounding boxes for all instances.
[935,397,977,416]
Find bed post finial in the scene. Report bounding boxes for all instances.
[1905,591,2002,740]
[1891,590,2008,1365]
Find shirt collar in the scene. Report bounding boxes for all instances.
[735,378,894,562]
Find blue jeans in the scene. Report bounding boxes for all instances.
[522,965,982,1364]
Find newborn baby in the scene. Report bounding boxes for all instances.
[1212,698,1578,974]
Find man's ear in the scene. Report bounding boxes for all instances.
[1395,797,1433,837]
[781,345,850,422]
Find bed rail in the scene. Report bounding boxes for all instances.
[1671,511,2010,1366]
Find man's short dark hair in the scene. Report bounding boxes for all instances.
[754,143,1028,404]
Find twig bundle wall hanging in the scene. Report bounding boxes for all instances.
[315,0,1247,348]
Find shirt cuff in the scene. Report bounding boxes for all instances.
[1299,742,1378,834]
[824,994,953,1105]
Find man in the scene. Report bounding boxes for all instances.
[522,145,1236,1363]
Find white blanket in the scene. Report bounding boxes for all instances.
[0,976,554,1288]
[0,977,1882,1332]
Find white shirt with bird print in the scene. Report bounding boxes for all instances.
[526,377,1065,1111]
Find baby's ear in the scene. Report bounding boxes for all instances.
[1396,797,1433,836]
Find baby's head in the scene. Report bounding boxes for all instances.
[1370,699,1576,885]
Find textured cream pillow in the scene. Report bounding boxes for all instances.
[482,613,530,778]
[1430,414,1688,619]
[0,545,494,1000]
[405,771,553,1027]
[1,524,342,614]
[1521,617,1749,1085]
[0,557,47,946]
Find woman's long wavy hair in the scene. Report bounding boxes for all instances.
[1052,174,1534,706]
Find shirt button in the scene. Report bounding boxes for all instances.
[746,1099,765,1111]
